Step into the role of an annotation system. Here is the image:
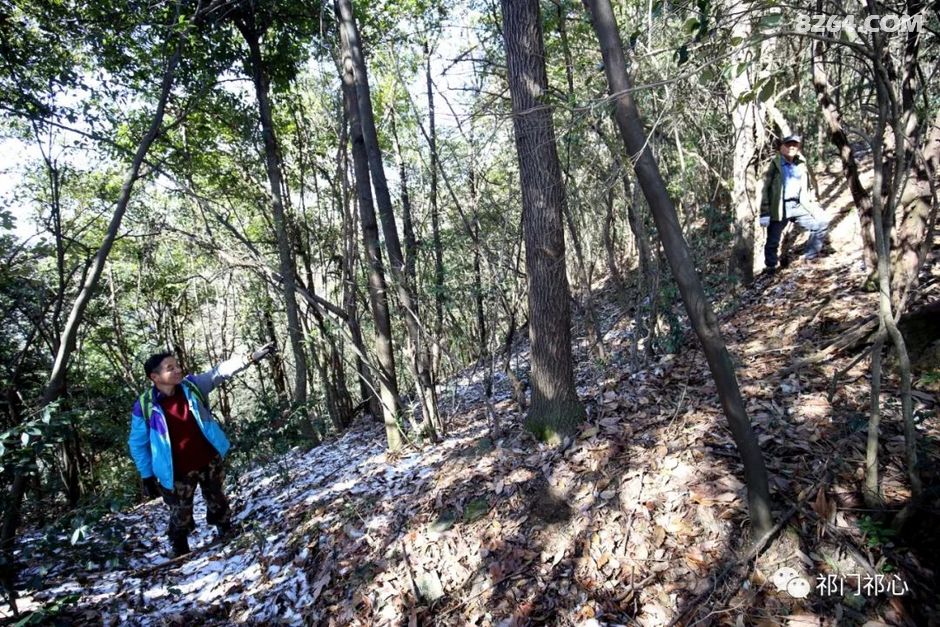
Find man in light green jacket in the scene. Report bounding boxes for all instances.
[759,134,829,274]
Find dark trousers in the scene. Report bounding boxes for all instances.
[764,204,828,268]
[159,455,231,547]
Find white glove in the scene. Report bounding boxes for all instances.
[759,216,770,228]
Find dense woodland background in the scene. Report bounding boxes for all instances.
[0,0,938,623]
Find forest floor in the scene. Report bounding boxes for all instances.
[5,163,940,626]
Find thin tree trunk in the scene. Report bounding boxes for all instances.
[390,111,418,288]
[621,159,658,361]
[503,310,527,413]
[583,0,773,537]
[263,303,290,403]
[336,0,441,438]
[728,4,759,284]
[237,18,311,427]
[425,40,445,378]
[810,24,878,276]
[867,36,921,521]
[337,22,403,450]
[865,329,885,508]
[501,0,585,442]
[555,3,606,360]
[337,112,378,417]
[891,111,939,312]
[602,184,623,290]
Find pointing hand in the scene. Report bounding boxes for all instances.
[251,342,276,364]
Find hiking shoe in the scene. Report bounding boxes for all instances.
[216,521,241,542]
[761,267,777,277]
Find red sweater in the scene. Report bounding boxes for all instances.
[159,386,218,478]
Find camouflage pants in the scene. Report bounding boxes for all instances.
[159,455,231,544]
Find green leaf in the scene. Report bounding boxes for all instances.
[684,17,700,33]
[462,498,490,523]
[758,77,778,102]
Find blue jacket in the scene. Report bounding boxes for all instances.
[128,357,250,489]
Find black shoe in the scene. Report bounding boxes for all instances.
[216,521,240,541]
[761,267,777,277]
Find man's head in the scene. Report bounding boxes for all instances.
[144,351,183,388]
[779,134,802,161]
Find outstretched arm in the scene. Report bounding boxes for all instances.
[189,343,277,397]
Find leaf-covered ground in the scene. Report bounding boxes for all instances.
[6,165,939,625]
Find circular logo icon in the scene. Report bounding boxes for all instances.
[772,566,800,592]
[786,576,812,599]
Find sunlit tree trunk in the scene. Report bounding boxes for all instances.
[236,16,311,429]
[727,3,760,284]
[337,25,403,450]
[336,0,442,438]
[501,0,585,442]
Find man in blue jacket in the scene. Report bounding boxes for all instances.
[129,345,273,557]
[759,134,829,274]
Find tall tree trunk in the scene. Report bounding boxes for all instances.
[887,0,930,312]
[2,13,189,612]
[337,112,378,417]
[810,8,878,276]
[555,2,606,360]
[336,0,442,438]
[425,40,445,378]
[891,114,938,313]
[338,24,403,450]
[867,27,921,524]
[501,0,585,442]
[583,0,773,537]
[237,18,311,428]
[727,5,760,284]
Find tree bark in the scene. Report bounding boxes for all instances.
[389,111,418,288]
[336,0,442,438]
[337,19,403,450]
[583,0,773,537]
[890,111,938,313]
[555,3,606,361]
[501,0,585,442]
[727,5,760,284]
[867,28,921,514]
[425,40,445,378]
[337,112,378,417]
[262,302,290,403]
[810,15,878,276]
[236,17,310,424]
